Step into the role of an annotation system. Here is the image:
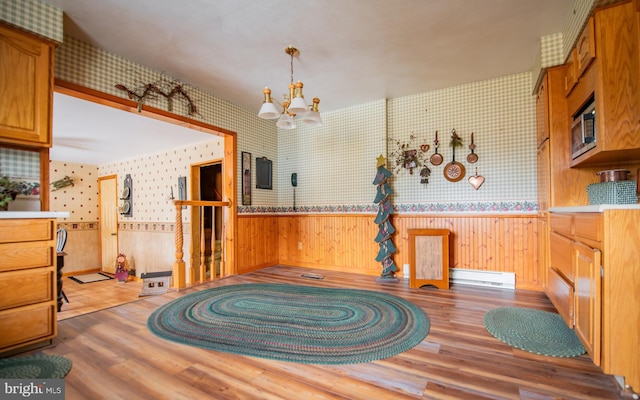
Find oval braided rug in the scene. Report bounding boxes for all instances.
[147,283,429,364]
[484,307,585,357]
[0,355,72,379]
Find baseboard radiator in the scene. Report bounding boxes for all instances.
[449,268,515,290]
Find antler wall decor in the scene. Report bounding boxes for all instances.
[147,80,198,115]
[115,74,198,116]
[114,83,157,112]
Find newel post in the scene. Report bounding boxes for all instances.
[173,201,186,289]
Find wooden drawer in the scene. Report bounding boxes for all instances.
[547,267,574,327]
[0,268,54,311]
[550,231,574,282]
[0,303,55,352]
[574,213,603,244]
[576,17,595,77]
[0,219,54,243]
[0,241,54,272]
[550,213,574,236]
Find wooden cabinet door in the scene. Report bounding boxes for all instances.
[535,74,549,147]
[574,241,601,365]
[536,139,550,212]
[537,216,549,289]
[576,17,595,76]
[0,23,53,147]
[564,48,578,96]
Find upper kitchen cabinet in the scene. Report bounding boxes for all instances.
[536,73,550,148]
[568,2,640,167]
[537,66,599,209]
[0,23,54,148]
[575,17,596,79]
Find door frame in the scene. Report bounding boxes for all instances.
[53,79,238,276]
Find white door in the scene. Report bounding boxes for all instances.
[99,176,118,273]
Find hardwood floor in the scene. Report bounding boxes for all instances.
[34,266,625,399]
[58,275,144,320]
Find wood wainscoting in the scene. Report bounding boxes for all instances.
[237,214,280,274]
[237,213,541,290]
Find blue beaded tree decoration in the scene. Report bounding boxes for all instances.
[373,155,398,281]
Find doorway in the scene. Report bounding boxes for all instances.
[98,175,118,273]
[190,161,223,280]
[53,80,238,284]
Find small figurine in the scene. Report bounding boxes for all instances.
[115,253,130,282]
[420,166,431,184]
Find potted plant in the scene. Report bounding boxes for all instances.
[0,176,40,210]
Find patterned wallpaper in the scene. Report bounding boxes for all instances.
[0,148,41,211]
[54,35,278,210]
[49,161,98,220]
[5,0,609,218]
[251,72,537,215]
[0,0,62,43]
[0,148,39,179]
[54,33,538,216]
[563,0,625,61]
[276,100,387,210]
[99,139,224,223]
[387,72,537,208]
[531,0,625,89]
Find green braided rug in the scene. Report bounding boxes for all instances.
[0,355,72,379]
[147,283,429,364]
[484,307,585,357]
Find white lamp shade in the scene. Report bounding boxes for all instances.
[288,96,309,115]
[258,102,281,119]
[276,113,296,129]
[301,110,322,126]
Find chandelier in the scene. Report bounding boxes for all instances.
[258,46,322,129]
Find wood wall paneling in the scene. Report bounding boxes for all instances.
[239,213,541,290]
[237,215,279,274]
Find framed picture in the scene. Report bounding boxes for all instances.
[255,157,272,190]
[242,151,251,205]
[403,149,417,169]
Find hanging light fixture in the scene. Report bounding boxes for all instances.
[258,46,322,129]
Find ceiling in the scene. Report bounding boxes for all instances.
[46,0,575,164]
[50,92,216,164]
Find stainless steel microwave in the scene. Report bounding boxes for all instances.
[571,98,596,159]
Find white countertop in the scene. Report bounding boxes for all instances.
[0,211,70,219]
[549,204,640,213]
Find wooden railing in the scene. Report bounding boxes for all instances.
[173,200,231,289]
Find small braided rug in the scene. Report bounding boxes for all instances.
[0,355,72,379]
[147,283,429,364]
[484,307,585,357]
